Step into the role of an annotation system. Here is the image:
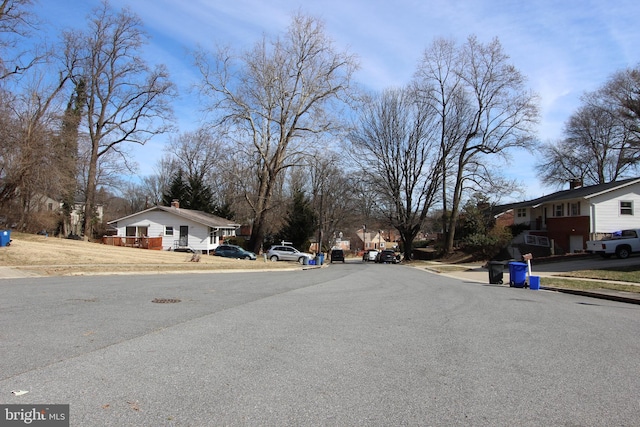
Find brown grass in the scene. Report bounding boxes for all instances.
[0,232,298,276]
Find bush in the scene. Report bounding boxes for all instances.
[461,226,512,259]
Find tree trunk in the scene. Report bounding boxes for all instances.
[82,145,99,240]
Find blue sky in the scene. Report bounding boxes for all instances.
[35,0,640,201]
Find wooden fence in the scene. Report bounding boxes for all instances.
[102,236,163,250]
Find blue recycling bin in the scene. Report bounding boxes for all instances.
[508,262,528,288]
[0,230,10,247]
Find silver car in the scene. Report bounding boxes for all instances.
[267,245,314,264]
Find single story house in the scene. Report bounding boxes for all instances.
[107,201,240,253]
[501,177,640,255]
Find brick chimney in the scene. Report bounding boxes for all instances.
[569,178,583,189]
[171,199,180,209]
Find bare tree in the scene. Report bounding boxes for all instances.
[0,0,39,80]
[605,66,640,135]
[0,52,71,231]
[537,73,640,188]
[64,1,176,238]
[414,38,470,237]
[417,36,539,254]
[195,12,358,253]
[349,87,442,261]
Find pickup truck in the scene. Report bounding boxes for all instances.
[586,229,640,259]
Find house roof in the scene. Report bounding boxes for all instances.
[497,177,640,212]
[108,205,240,229]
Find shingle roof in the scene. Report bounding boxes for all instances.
[108,205,240,229]
[497,177,640,212]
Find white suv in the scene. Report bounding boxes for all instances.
[267,245,314,264]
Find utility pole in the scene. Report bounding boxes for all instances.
[362,224,366,252]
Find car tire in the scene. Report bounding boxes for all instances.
[270,255,279,262]
[616,246,630,259]
[298,257,306,265]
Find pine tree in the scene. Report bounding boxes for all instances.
[162,169,188,207]
[277,189,317,250]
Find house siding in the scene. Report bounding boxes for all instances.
[588,188,640,234]
[112,210,230,252]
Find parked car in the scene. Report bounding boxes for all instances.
[267,245,314,264]
[375,249,398,264]
[586,229,640,259]
[362,249,379,262]
[214,244,257,260]
[330,249,345,263]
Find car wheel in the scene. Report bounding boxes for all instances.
[244,255,251,260]
[270,255,279,262]
[616,246,630,259]
[298,257,306,265]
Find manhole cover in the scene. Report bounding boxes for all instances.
[152,298,181,304]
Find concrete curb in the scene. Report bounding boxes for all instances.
[417,264,640,305]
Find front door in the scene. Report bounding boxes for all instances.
[179,226,188,247]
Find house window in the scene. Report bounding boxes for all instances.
[516,208,527,218]
[620,201,634,215]
[48,203,53,211]
[570,202,580,216]
[209,228,218,244]
[165,226,173,236]
[554,204,564,217]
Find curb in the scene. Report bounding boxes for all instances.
[539,286,640,305]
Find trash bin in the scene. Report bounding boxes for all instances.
[508,261,528,288]
[0,230,10,247]
[315,254,324,265]
[487,261,504,284]
[529,275,540,290]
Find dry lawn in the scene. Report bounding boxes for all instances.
[0,232,298,276]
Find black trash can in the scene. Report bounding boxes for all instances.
[487,261,504,284]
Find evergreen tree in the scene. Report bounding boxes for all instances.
[162,169,188,207]
[161,170,222,215]
[213,199,235,220]
[185,175,216,213]
[277,189,317,250]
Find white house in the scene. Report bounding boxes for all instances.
[107,201,240,253]
[504,177,640,254]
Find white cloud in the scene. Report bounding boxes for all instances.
[36,0,640,197]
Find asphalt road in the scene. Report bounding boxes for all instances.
[1,262,639,426]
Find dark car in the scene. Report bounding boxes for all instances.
[330,249,345,263]
[214,244,256,260]
[375,249,398,264]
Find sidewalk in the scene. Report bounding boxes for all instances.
[421,262,640,305]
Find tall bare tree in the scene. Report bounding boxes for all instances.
[195,13,358,253]
[537,69,640,188]
[414,38,470,237]
[0,0,39,80]
[0,52,71,231]
[349,87,442,260]
[417,36,539,254]
[64,1,176,238]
